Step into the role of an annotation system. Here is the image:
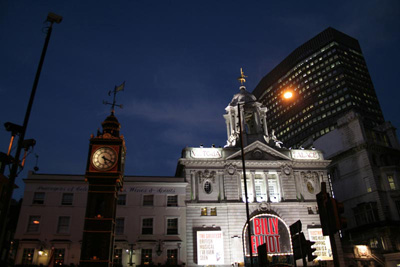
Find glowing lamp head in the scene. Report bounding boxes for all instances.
[283,91,293,99]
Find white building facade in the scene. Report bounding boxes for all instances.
[14,173,187,266]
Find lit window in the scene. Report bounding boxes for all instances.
[27,216,40,232]
[210,208,217,216]
[141,249,152,265]
[201,207,207,216]
[388,175,396,190]
[167,195,178,207]
[142,218,153,235]
[54,248,65,265]
[268,174,281,202]
[113,249,122,266]
[143,195,154,206]
[57,216,70,234]
[22,248,34,265]
[116,218,125,235]
[33,192,45,204]
[167,249,178,265]
[61,193,73,205]
[255,175,267,202]
[167,218,178,235]
[117,194,126,205]
[204,181,212,194]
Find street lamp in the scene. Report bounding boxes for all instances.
[0,12,62,258]
[236,69,293,267]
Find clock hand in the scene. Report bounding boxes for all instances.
[102,156,114,164]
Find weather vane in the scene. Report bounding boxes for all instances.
[238,68,247,85]
[103,81,125,114]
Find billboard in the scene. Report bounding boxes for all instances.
[197,231,224,265]
[308,228,333,261]
[243,214,292,256]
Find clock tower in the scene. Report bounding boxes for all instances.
[80,85,126,267]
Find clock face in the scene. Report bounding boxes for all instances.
[92,147,117,171]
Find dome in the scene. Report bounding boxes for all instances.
[229,86,257,106]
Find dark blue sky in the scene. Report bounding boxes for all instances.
[1,1,399,199]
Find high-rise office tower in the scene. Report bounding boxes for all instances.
[253,27,384,148]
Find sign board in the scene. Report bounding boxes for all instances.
[308,228,332,261]
[291,150,320,160]
[243,214,292,256]
[197,231,224,265]
[191,148,222,159]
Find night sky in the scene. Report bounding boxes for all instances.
[1,1,399,200]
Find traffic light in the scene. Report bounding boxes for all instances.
[316,182,332,235]
[306,240,317,262]
[331,198,347,231]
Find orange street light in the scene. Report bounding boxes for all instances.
[283,90,294,99]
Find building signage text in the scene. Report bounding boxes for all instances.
[244,214,292,256]
[197,231,224,265]
[291,150,320,160]
[34,186,184,195]
[191,148,222,159]
[308,228,332,261]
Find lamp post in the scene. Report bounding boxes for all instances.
[0,12,62,259]
[235,69,294,267]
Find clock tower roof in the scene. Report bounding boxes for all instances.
[101,112,121,137]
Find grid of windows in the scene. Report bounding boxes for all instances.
[57,216,70,234]
[33,192,45,204]
[142,218,153,235]
[167,195,178,206]
[167,218,178,235]
[61,193,73,205]
[141,249,152,265]
[115,218,124,235]
[143,195,154,206]
[387,175,396,190]
[117,194,126,205]
[353,202,379,226]
[27,216,40,232]
[253,28,384,148]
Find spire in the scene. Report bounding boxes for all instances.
[100,82,125,138]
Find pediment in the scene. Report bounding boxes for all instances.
[226,141,291,161]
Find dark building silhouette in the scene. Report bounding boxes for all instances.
[253,27,384,148]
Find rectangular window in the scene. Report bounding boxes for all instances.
[57,216,70,234]
[54,248,65,265]
[27,216,40,232]
[268,174,280,202]
[141,249,152,265]
[61,193,73,205]
[255,175,267,202]
[33,192,45,204]
[143,195,154,206]
[117,194,126,205]
[167,249,178,265]
[116,218,124,235]
[113,248,122,266]
[307,207,314,214]
[210,207,217,216]
[167,195,178,207]
[167,218,178,235]
[142,218,153,235]
[22,248,35,265]
[388,175,396,190]
[201,207,207,216]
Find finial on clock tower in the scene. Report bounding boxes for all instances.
[103,81,125,115]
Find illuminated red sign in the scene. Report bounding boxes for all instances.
[244,214,292,256]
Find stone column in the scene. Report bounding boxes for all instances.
[218,170,225,201]
[250,170,256,202]
[190,170,196,201]
[264,170,270,202]
[277,171,283,201]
